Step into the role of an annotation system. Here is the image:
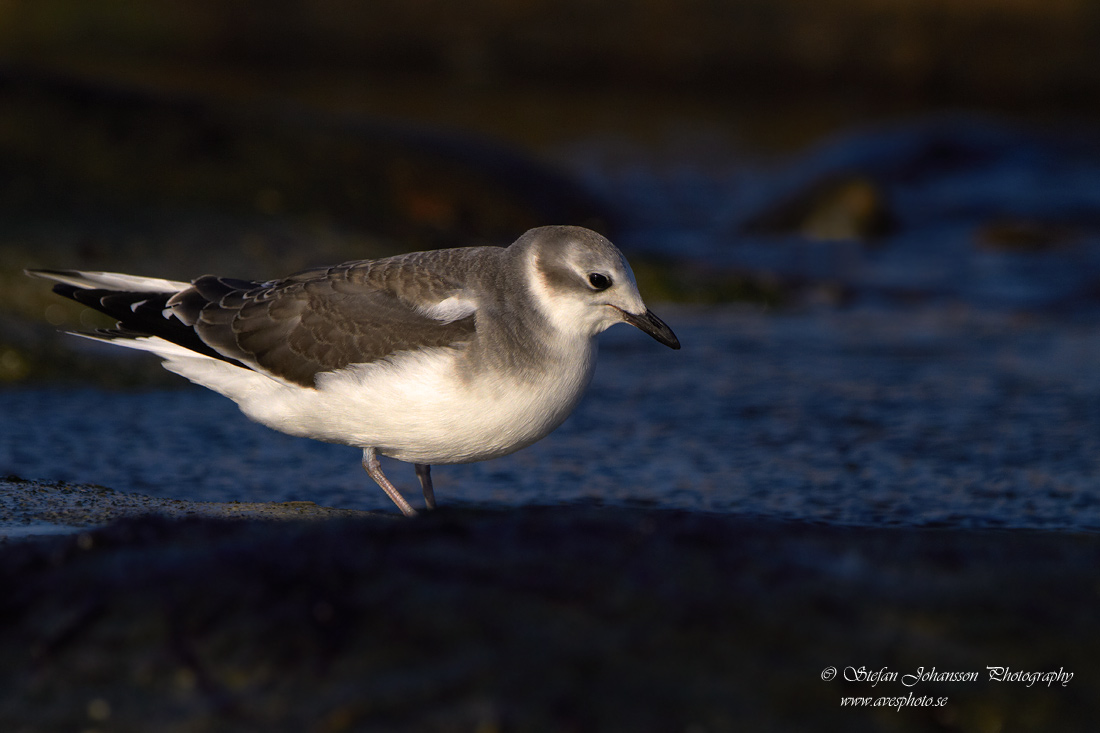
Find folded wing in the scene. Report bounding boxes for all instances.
[29,249,485,388]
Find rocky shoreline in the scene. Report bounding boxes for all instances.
[1,484,1095,731]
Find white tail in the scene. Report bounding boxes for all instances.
[25,269,190,293]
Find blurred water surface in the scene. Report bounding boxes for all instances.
[566,117,1100,312]
[4,307,1098,530]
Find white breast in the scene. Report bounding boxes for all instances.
[205,337,597,465]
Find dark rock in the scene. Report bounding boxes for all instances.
[977,219,1078,252]
[742,175,896,243]
[0,507,1096,731]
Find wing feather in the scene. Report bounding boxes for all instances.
[184,248,496,387]
[32,246,500,389]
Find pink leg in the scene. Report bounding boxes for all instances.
[362,447,417,517]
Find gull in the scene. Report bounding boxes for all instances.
[27,225,680,516]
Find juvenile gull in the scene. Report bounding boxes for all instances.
[27,226,680,516]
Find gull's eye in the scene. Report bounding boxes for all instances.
[588,272,612,290]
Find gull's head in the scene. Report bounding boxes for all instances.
[515,225,680,349]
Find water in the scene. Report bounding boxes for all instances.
[4,306,1098,530]
[4,115,1100,530]
[562,116,1100,312]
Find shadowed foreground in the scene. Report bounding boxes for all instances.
[0,503,1096,731]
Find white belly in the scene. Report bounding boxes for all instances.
[182,342,597,465]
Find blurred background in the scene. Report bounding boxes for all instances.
[6,0,1100,376]
[3,0,1100,383]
